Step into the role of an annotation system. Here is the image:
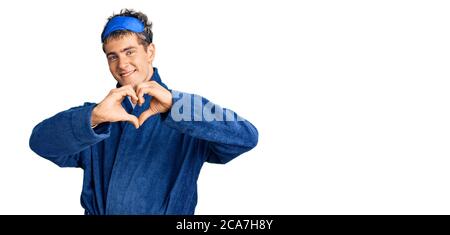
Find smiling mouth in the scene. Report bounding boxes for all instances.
[120,69,136,78]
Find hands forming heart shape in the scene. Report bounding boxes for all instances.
[91,81,172,129]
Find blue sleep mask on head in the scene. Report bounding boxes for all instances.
[101,16,145,42]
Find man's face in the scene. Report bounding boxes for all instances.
[104,34,155,89]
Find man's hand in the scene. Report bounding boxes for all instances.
[91,82,172,129]
[91,85,140,129]
[136,81,173,126]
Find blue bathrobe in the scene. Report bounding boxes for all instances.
[29,68,258,215]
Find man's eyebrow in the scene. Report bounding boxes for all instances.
[121,47,136,52]
[106,52,117,57]
[106,47,136,57]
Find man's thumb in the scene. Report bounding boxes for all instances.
[138,109,158,126]
[125,114,140,129]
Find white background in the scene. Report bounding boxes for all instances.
[1,0,450,214]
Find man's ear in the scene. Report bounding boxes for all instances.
[147,43,155,64]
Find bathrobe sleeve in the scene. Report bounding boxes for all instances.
[161,91,258,164]
[29,103,111,168]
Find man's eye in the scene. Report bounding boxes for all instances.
[126,50,135,56]
[108,56,117,61]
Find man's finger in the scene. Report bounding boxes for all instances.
[137,83,161,105]
[137,86,165,106]
[124,86,139,104]
[117,87,139,103]
[138,97,145,106]
[137,87,151,106]
[125,114,140,129]
[136,83,150,106]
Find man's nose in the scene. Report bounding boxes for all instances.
[118,57,130,70]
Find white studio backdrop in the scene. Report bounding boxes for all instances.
[0,0,450,214]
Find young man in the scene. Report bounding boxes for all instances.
[29,9,258,215]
